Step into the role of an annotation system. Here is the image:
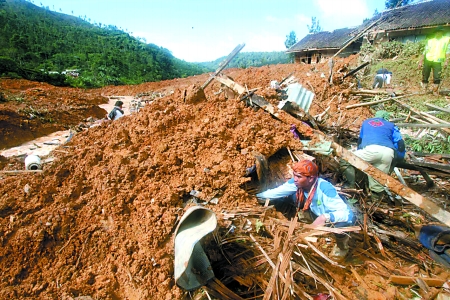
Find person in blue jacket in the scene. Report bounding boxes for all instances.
[256,159,354,260]
[341,110,405,200]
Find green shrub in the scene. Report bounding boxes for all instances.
[400,40,425,57]
[405,134,450,154]
[376,41,404,59]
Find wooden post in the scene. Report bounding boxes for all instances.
[330,141,450,226]
[201,44,245,90]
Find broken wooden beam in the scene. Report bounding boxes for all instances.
[398,112,433,124]
[409,159,450,172]
[214,75,246,95]
[425,103,450,114]
[395,123,450,128]
[343,62,370,79]
[332,17,382,59]
[345,94,410,109]
[214,75,314,137]
[389,275,446,287]
[350,89,402,96]
[329,140,450,226]
[412,152,450,159]
[201,43,245,90]
[346,97,392,109]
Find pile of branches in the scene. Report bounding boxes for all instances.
[199,202,448,300]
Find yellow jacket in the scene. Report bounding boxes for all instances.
[425,36,450,63]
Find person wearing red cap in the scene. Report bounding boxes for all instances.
[256,159,354,260]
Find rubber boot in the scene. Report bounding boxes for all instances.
[340,160,356,189]
[331,235,349,261]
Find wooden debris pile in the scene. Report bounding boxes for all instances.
[200,203,450,300]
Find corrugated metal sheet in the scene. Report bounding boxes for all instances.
[278,83,315,113]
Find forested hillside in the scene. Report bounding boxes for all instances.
[0,0,212,87]
[201,51,290,70]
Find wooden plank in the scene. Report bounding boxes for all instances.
[214,75,246,94]
[343,61,370,79]
[398,112,432,124]
[350,89,402,96]
[425,103,450,114]
[345,94,410,109]
[330,141,450,227]
[395,123,450,128]
[389,275,446,287]
[201,43,245,90]
[409,159,450,172]
[345,97,392,109]
[412,152,450,159]
[392,99,450,134]
[214,76,314,137]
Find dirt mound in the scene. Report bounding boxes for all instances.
[0,65,309,298]
[2,57,447,299]
[0,79,108,149]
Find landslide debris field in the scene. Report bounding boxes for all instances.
[1,56,450,300]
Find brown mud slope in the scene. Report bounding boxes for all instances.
[0,79,108,149]
[0,57,441,299]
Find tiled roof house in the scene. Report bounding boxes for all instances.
[363,0,450,43]
[287,0,450,64]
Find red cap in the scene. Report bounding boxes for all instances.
[292,160,318,177]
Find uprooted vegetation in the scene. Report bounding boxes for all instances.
[0,53,450,299]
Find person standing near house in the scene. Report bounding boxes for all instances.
[418,26,450,94]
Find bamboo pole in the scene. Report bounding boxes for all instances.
[425,103,450,114]
[392,98,450,134]
[345,94,410,109]
[345,98,392,109]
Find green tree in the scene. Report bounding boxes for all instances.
[284,31,297,49]
[385,0,413,9]
[307,17,322,34]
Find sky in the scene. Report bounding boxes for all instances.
[34,0,387,62]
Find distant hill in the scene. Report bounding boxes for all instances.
[0,0,212,87]
[200,51,291,70]
[0,0,290,88]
